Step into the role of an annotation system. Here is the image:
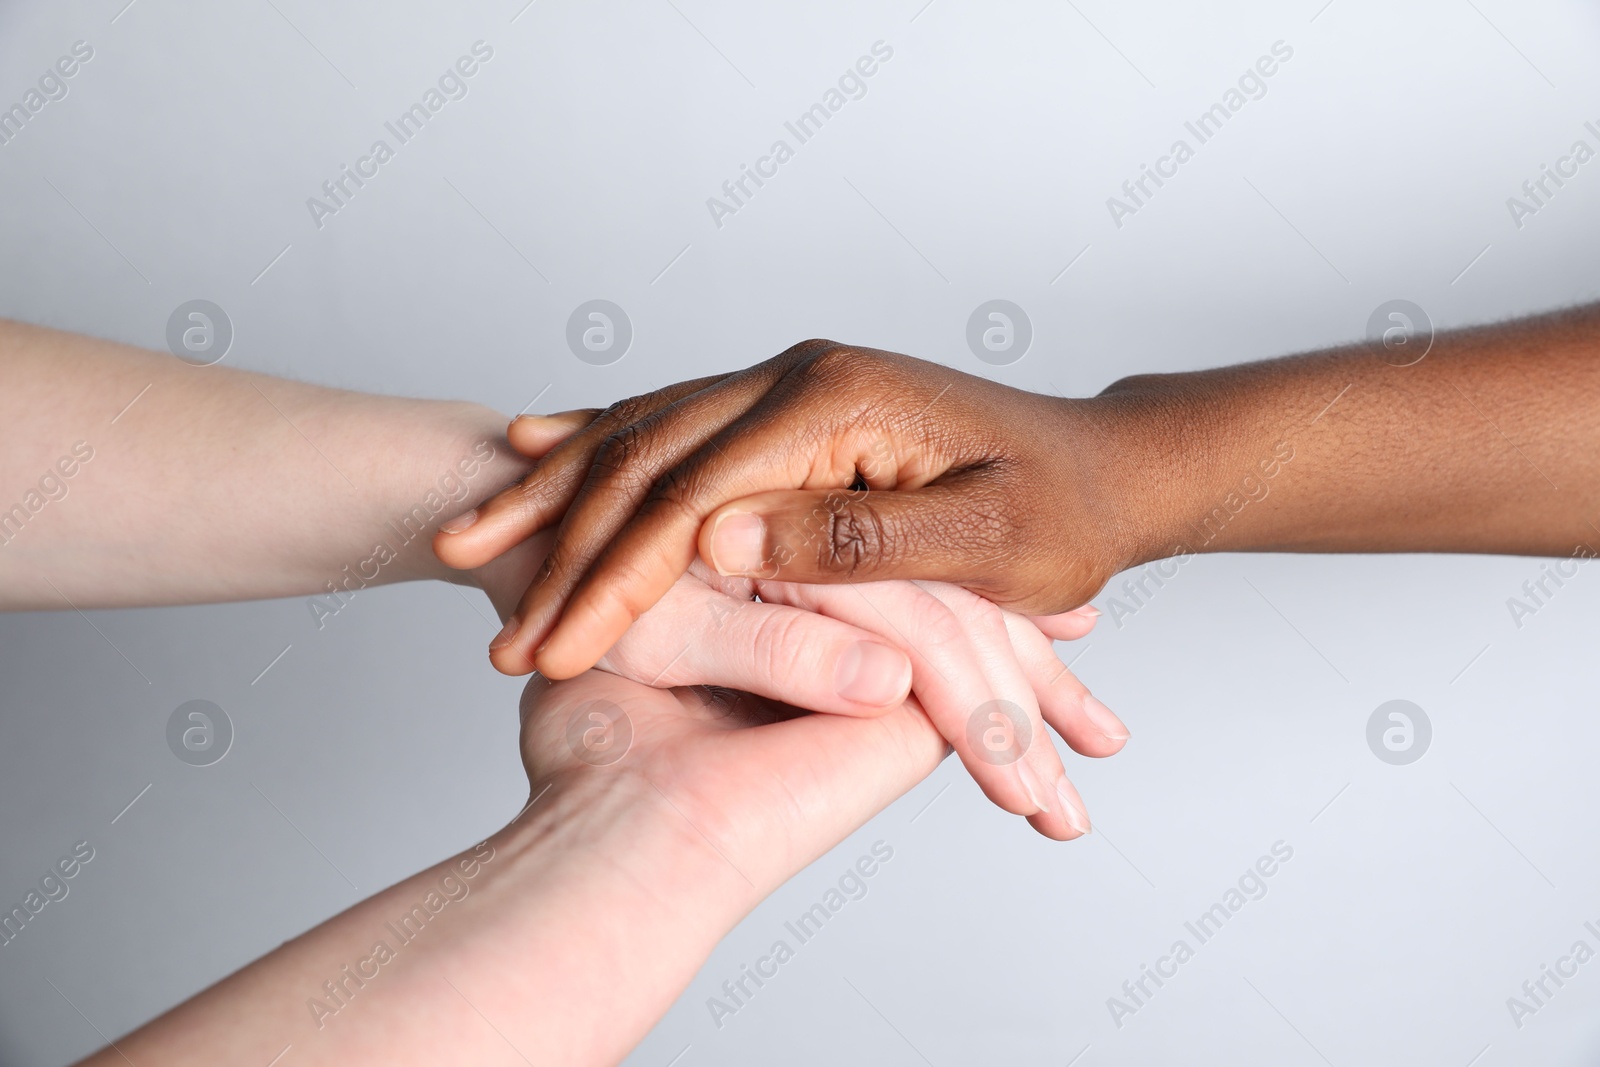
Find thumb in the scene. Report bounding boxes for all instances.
[698,479,1010,590]
[653,597,914,717]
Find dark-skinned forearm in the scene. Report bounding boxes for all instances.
[1082,303,1600,567]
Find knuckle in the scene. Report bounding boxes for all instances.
[588,426,659,498]
[820,497,887,576]
[777,337,843,364]
[917,598,967,651]
[598,391,662,426]
[794,342,862,384]
[643,460,710,519]
[593,424,645,471]
[649,461,694,502]
[1052,670,1090,702]
[748,609,808,682]
[533,544,563,583]
[500,475,556,521]
[780,344,906,423]
[591,557,656,625]
[965,595,1008,638]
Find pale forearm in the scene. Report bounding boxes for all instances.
[83,780,742,1067]
[0,319,529,609]
[1089,302,1600,565]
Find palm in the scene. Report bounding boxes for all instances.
[516,670,946,894]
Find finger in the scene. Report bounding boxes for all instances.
[434,377,723,570]
[1000,610,1129,759]
[434,411,598,553]
[600,590,912,717]
[916,583,1087,841]
[433,413,595,568]
[531,473,966,678]
[531,354,964,678]
[498,366,807,675]
[695,478,1019,592]
[1029,605,1100,642]
[752,579,1066,829]
[504,410,602,458]
[444,411,595,552]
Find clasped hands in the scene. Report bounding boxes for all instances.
[446,341,1134,846]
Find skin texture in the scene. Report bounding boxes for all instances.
[71,501,1107,1062]
[0,318,523,608]
[79,667,954,1067]
[436,305,1600,680]
[485,534,1117,840]
[0,316,1112,1061]
[0,317,1119,833]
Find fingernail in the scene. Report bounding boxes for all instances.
[489,615,520,652]
[440,508,478,534]
[708,511,768,576]
[1074,604,1102,619]
[1017,759,1050,814]
[1056,778,1091,835]
[833,641,912,706]
[1083,694,1130,741]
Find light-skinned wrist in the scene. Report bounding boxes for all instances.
[375,399,532,586]
[457,771,760,1060]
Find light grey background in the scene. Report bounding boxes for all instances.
[2,0,1598,1063]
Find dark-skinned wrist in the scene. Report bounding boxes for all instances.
[1063,375,1249,574]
